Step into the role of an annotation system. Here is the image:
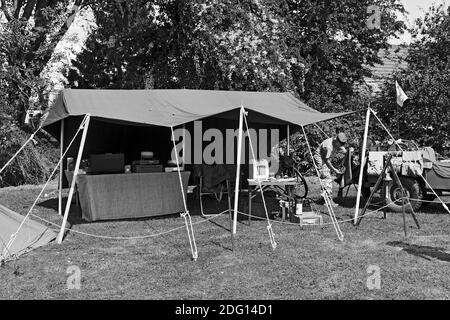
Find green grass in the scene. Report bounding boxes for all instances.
[1,178,449,300]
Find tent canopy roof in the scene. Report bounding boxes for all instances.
[42,89,348,127]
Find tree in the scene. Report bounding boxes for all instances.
[0,0,87,124]
[279,0,406,112]
[69,0,308,93]
[0,0,87,186]
[376,4,450,157]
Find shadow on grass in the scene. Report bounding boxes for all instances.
[37,196,181,226]
[413,201,450,215]
[337,194,450,219]
[36,194,244,226]
[387,241,450,262]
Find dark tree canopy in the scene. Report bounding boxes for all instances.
[69,0,307,93]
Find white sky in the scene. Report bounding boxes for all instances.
[390,0,449,44]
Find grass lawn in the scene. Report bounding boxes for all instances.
[1,177,449,300]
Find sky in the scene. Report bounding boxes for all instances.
[391,0,449,44]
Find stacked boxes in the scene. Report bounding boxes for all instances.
[290,199,323,226]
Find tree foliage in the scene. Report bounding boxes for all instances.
[70,0,406,98]
[69,0,307,93]
[377,4,450,157]
[0,0,85,124]
[283,0,405,112]
[0,0,86,186]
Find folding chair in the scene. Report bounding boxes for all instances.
[195,164,238,217]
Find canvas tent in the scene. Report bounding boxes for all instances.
[0,204,56,261]
[43,89,346,128]
[1,89,350,261]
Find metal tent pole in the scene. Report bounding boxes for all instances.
[232,106,245,234]
[287,124,290,155]
[57,115,91,244]
[354,107,371,224]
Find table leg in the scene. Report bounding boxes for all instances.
[287,185,293,221]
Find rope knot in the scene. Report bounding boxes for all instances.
[180,210,190,218]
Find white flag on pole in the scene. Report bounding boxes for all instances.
[395,81,408,107]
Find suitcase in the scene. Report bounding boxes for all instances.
[89,153,124,175]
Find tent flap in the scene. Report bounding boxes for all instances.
[42,89,349,128]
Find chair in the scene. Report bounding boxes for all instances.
[194,164,239,217]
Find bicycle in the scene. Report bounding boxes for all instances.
[276,154,309,200]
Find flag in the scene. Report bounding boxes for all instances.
[395,81,408,107]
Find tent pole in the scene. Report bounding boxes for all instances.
[170,125,198,261]
[58,119,64,216]
[182,124,186,165]
[232,106,245,234]
[57,115,91,244]
[287,124,290,155]
[354,106,371,224]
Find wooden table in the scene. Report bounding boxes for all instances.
[247,178,298,221]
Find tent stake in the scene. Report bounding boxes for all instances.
[57,115,91,244]
[354,106,371,224]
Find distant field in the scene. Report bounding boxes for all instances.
[1,177,449,299]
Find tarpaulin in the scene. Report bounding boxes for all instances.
[42,89,350,128]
